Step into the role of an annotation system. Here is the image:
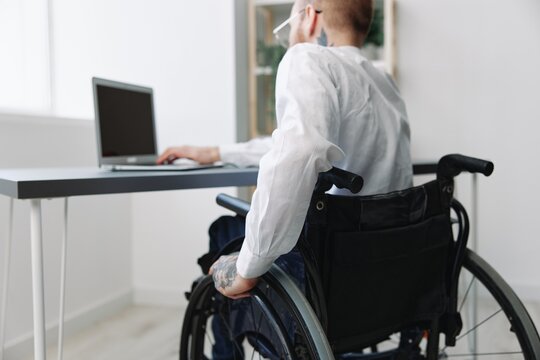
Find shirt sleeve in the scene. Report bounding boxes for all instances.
[236,45,345,278]
[218,137,272,167]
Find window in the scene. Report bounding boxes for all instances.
[0,0,51,113]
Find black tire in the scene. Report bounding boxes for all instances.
[442,249,540,359]
[180,264,334,360]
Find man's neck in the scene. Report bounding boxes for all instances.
[325,30,364,48]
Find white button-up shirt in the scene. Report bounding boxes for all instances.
[222,43,413,279]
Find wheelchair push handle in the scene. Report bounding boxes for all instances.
[216,193,251,217]
[437,154,494,180]
[316,167,364,194]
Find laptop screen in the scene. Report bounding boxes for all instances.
[96,84,156,157]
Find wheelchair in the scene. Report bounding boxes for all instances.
[179,154,540,359]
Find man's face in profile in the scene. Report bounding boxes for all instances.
[288,0,307,48]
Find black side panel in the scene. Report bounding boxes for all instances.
[326,214,452,351]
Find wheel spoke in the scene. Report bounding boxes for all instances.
[250,285,275,360]
[214,299,244,357]
[440,308,504,355]
[249,295,264,360]
[204,329,215,348]
[455,308,503,342]
[458,276,476,312]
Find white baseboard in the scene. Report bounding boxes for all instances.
[4,288,132,360]
[133,287,188,308]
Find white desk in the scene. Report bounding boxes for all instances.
[0,167,258,360]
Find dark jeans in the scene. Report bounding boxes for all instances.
[208,216,305,360]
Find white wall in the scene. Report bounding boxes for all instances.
[0,0,51,112]
[397,0,540,298]
[50,0,240,305]
[0,114,132,358]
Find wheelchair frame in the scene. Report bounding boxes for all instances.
[180,154,540,360]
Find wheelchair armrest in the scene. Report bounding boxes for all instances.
[216,193,251,217]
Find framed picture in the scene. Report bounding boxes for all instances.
[362,0,396,78]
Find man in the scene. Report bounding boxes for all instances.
[161,0,411,297]
[163,1,411,356]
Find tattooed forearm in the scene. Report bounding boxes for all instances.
[211,254,239,290]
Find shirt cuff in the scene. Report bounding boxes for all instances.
[236,244,278,279]
[219,143,246,165]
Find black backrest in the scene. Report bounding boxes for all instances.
[303,179,454,352]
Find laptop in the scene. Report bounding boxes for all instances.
[92,77,221,171]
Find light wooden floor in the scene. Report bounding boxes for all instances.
[24,306,184,360]
[25,302,540,360]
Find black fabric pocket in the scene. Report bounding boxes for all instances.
[324,214,452,351]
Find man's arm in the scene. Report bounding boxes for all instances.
[219,137,272,167]
[212,45,344,298]
[237,45,343,279]
[157,137,271,167]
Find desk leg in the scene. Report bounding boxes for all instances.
[30,199,47,360]
[57,198,68,360]
[0,198,14,360]
[468,174,479,360]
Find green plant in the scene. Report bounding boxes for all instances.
[365,6,384,47]
[257,41,287,71]
[256,41,287,135]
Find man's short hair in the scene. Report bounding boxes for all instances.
[317,0,374,37]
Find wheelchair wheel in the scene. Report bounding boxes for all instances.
[437,249,540,359]
[358,249,540,360]
[179,264,334,360]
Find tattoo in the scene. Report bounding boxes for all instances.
[317,28,328,47]
[212,254,239,290]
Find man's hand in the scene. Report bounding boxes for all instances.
[157,146,220,165]
[209,254,259,299]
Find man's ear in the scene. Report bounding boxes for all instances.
[304,4,320,38]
